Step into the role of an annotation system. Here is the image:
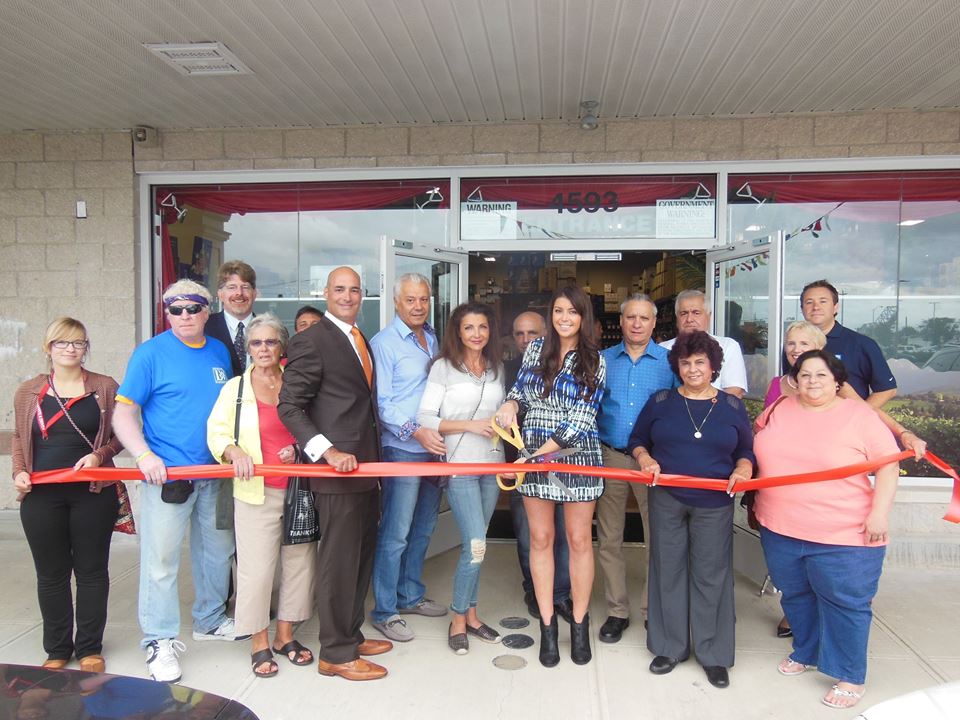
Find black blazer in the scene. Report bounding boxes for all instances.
[205,311,251,378]
[278,316,380,494]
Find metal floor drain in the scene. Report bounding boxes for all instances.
[499,616,530,630]
[493,654,527,670]
[501,633,535,649]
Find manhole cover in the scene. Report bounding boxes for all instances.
[493,654,527,670]
[499,616,530,630]
[501,633,535,649]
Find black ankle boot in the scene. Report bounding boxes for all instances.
[570,613,592,665]
[539,614,560,667]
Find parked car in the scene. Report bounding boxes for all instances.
[922,345,960,372]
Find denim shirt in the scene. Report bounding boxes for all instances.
[370,315,438,452]
[597,341,676,450]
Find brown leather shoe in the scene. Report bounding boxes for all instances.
[357,639,393,656]
[42,658,69,670]
[317,657,387,681]
[79,655,106,673]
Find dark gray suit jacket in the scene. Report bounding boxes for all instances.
[205,311,248,378]
[278,316,380,494]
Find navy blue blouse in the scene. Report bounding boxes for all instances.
[627,389,755,508]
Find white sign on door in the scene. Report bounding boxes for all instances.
[656,199,715,238]
[462,201,518,240]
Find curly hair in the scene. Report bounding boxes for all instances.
[667,330,724,382]
[788,349,848,387]
[534,285,601,399]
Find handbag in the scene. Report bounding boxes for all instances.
[48,380,136,533]
[214,375,242,531]
[282,449,320,545]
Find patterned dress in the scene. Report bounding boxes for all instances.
[506,337,606,502]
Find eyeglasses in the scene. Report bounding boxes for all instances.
[51,340,88,350]
[167,303,205,316]
[249,339,281,348]
[221,284,254,294]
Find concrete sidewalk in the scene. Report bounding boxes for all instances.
[0,511,954,720]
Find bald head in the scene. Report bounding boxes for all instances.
[324,266,363,325]
[512,311,546,352]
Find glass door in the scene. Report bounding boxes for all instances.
[379,236,468,557]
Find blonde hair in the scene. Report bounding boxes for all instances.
[42,317,88,368]
[784,320,827,350]
[162,279,213,305]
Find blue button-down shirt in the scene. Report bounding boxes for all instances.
[597,340,676,450]
[370,315,438,452]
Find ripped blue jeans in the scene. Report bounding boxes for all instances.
[446,475,499,615]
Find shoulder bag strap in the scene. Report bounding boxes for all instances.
[234,374,245,446]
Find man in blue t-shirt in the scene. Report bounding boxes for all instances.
[113,280,243,684]
[596,294,677,644]
[801,279,897,407]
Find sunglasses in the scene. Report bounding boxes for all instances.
[167,303,205,316]
[249,339,281,348]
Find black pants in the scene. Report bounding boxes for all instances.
[20,483,118,660]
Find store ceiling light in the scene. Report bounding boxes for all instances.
[579,101,599,130]
[144,42,253,76]
[898,219,924,226]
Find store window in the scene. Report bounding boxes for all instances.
[460,174,717,241]
[154,180,449,338]
[729,170,960,475]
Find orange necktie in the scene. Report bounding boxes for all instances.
[351,326,373,387]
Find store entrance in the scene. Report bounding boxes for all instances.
[471,249,707,541]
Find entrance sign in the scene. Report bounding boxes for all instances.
[656,199,715,238]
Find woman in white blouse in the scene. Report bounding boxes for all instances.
[417,303,505,655]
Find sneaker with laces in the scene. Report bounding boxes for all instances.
[372,614,415,642]
[146,639,185,683]
[192,617,249,642]
[398,597,448,617]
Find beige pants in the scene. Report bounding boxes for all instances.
[234,487,317,636]
[596,446,650,620]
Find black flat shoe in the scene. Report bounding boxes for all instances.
[704,665,729,688]
[570,613,591,665]
[599,616,630,644]
[553,596,574,624]
[539,615,560,668]
[649,655,680,675]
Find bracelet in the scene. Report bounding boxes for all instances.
[135,450,154,463]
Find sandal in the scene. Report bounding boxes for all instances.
[251,649,278,678]
[776,618,793,638]
[822,684,864,709]
[777,657,812,676]
[272,639,313,666]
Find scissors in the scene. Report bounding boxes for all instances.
[491,419,579,499]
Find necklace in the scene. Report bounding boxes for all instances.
[253,371,279,390]
[682,392,718,439]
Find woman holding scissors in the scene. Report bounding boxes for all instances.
[495,285,606,667]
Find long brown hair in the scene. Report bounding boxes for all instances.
[534,285,601,398]
[435,302,500,379]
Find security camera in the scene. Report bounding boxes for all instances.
[132,126,158,147]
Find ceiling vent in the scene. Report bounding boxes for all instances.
[143,42,253,76]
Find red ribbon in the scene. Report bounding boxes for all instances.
[28,450,959,524]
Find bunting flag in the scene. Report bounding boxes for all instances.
[784,202,843,242]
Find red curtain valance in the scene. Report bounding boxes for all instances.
[729,171,960,204]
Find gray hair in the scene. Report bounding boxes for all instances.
[674,288,707,315]
[393,272,431,299]
[246,313,289,354]
[621,293,657,316]
[162,279,213,305]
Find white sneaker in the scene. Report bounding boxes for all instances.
[146,638,185,683]
[192,617,249,642]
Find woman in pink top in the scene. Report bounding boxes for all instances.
[752,350,900,710]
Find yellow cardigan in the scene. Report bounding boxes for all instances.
[207,366,284,506]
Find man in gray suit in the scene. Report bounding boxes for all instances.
[278,266,392,681]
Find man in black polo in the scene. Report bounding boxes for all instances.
[800,279,897,406]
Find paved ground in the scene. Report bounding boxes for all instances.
[0,512,955,720]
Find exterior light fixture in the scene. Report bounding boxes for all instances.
[579,101,599,130]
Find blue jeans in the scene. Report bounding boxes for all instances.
[509,489,570,602]
[446,475,500,615]
[761,527,885,685]
[138,479,236,647]
[371,447,443,623]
